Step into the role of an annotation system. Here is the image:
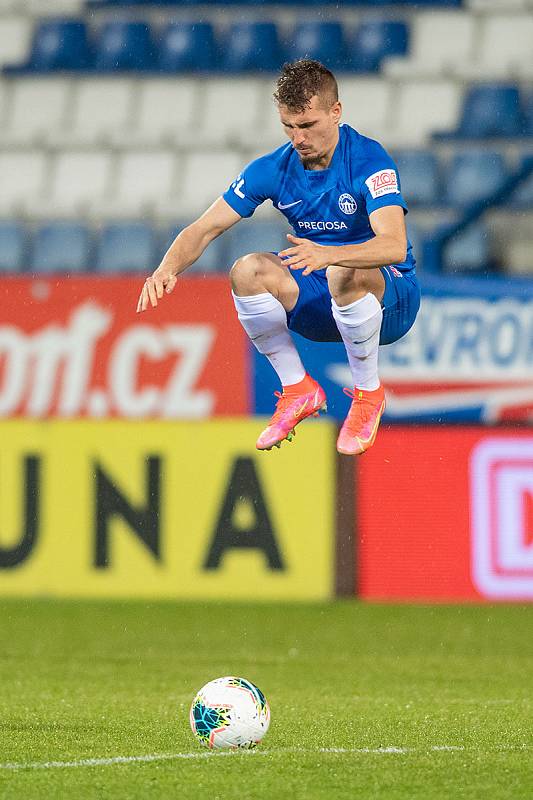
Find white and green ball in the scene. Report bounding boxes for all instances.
[190,676,270,750]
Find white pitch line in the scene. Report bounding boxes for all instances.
[1,744,530,772]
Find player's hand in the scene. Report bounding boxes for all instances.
[136,265,178,312]
[278,234,332,276]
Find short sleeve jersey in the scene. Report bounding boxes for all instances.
[223,123,415,272]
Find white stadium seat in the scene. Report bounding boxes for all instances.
[103,151,177,217]
[0,79,71,145]
[0,152,47,215]
[173,151,242,217]
[456,14,533,78]
[198,79,264,147]
[382,80,461,147]
[0,80,8,131]
[15,0,85,14]
[385,12,476,78]
[27,152,112,218]
[0,16,32,69]
[54,79,134,146]
[129,79,197,146]
[338,78,392,141]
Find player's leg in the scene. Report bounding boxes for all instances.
[231,252,326,450]
[327,266,386,456]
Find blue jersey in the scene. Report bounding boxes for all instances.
[223,123,415,272]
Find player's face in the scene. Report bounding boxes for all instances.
[278,95,341,168]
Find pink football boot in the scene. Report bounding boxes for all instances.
[256,376,327,451]
[337,385,386,456]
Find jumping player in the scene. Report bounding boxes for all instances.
[137,60,420,455]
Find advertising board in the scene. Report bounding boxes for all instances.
[357,427,533,601]
[0,419,334,600]
[0,277,248,418]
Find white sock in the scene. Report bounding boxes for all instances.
[331,293,382,391]
[232,291,305,386]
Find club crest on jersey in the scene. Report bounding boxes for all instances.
[338,193,357,215]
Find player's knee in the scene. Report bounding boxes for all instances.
[230,253,265,294]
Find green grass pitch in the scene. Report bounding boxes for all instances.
[0,600,531,799]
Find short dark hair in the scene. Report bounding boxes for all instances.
[273,59,338,113]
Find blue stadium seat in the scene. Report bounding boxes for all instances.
[443,223,491,273]
[158,22,216,72]
[6,19,91,73]
[31,223,91,274]
[405,222,423,269]
[522,90,533,136]
[445,151,508,207]
[221,22,282,73]
[226,220,287,267]
[96,223,156,272]
[288,22,347,71]
[347,20,408,73]
[394,151,440,207]
[507,155,533,209]
[0,222,26,273]
[94,21,156,72]
[161,224,228,274]
[455,85,524,138]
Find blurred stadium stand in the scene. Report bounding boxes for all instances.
[0,0,532,275]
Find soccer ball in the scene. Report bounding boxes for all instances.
[190,676,270,750]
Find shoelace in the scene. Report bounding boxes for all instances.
[270,390,295,422]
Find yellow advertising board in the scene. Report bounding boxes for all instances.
[0,420,335,599]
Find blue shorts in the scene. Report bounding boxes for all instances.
[285,265,421,345]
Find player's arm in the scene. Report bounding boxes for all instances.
[279,206,407,275]
[329,205,407,269]
[136,197,241,312]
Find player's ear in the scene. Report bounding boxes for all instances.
[331,101,342,124]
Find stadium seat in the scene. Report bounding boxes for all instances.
[94,21,156,72]
[129,79,197,145]
[104,151,177,216]
[34,152,112,217]
[221,22,282,73]
[466,14,533,79]
[226,220,288,267]
[0,79,70,145]
[30,222,90,273]
[507,156,533,210]
[96,222,156,272]
[385,12,474,78]
[453,85,524,138]
[443,223,491,273]
[347,20,408,73]
[0,152,47,215]
[177,151,242,216]
[288,22,347,71]
[158,22,216,72]
[338,78,391,140]
[6,19,91,72]
[55,79,134,145]
[0,16,33,70]
[393,151,440,207]
[522,89,533,136]
[161,224,228,274]
[405,221,423,269]
[444,151,508,207]
[383,80,461,147]
[197,80,263,146]
[0,221,26,272]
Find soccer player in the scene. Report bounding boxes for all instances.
[137,60,420,455]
